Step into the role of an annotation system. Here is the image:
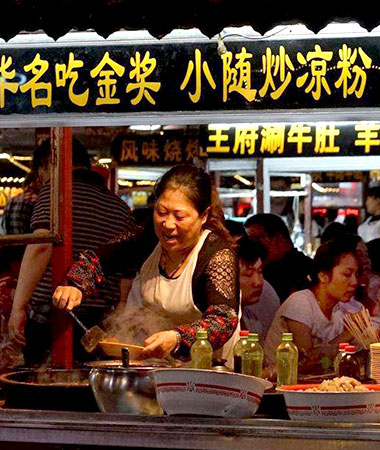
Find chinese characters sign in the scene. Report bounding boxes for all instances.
[1,36,380,114]
[201,122,380,157]
[111,134,202,165]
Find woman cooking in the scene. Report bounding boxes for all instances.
[52,165,240,365]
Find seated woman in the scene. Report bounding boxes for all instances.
[264,237,362,374]
[52,164,240,366]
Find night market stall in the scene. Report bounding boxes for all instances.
[1,1,380,448]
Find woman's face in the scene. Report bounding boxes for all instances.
[324,253,358,303]
[154,188,208,254]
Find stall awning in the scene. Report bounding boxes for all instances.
[2,0,380,41]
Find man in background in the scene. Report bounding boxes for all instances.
[358,186,380,243]
[238,235,280,344]
[8,138,137,365]
[244,213,314,303]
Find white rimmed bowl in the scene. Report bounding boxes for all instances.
[153,368,272,418]
[277,384,380,422]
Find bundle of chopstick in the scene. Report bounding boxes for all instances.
[343,308,380,349]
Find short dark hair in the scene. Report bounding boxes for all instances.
[244,213,291,240]
[367,238,380,273]
[237,235,267,263]
[225,219,246,237]
[33,138,91,170]
[367,186,380,200]
[320,222,348,244]
[311,237,357,285]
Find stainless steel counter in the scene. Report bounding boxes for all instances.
[0,409,380,449]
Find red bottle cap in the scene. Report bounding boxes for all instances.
[239,330,249,337]
[338,343,350,350]
[345,345,356,353]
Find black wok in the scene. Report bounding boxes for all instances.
[0,369,98,411]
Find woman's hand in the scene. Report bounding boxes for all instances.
[140,330,178,359]
[8,307,27,346]
[52,286,83,311]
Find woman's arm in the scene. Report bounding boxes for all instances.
[172,247,239,359]
[285,318,338,374]
[52,221,157,310]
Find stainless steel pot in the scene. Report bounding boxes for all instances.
[89,348,163,415]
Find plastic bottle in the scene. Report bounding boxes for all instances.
[190,329,213,369]
[242,333,264,377]
[276,332,299,386]
[333,342,350,375]
[338,345,361,379]
[233,330,250,373]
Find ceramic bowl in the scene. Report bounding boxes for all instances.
[277,384,380,422]
[153,368,272,418]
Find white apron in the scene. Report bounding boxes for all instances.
[126,230,240,367]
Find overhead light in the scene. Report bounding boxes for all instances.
[129,125,161,131]
[9,156,30,172]
[98,157,113,164]
[118,179,133,187]
[0,153,10,160]
[312,182,325,193]
[233,174,252,186]
[13,155,33,161]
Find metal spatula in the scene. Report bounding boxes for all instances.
[68,310,107,353]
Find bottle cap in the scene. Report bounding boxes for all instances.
[248,333,259,342]
[345,345,356,353]
[239,330,249,337]
[338,342,350,350]
[196,329,208,339]
[282,332,293,341]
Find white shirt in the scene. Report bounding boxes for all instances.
[263,289,363,363]
[358,217,380,243]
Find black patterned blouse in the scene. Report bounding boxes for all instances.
[65,227,239,359]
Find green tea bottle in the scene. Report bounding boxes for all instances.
[191,329,213,369]
[233,330,250,373]
[276,332,298,386]
[242,333,264,377]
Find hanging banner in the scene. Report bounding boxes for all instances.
[1,36,380,114]
[200,122,380,157]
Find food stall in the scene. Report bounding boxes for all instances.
[2,0,380,448]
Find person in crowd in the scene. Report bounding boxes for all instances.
[8,139,135,365]
[264,237,362,374]
[0,246,25,371]
[358,186,380,243]
[1,140,51,237]
[344,214,359,235]
[225,219,246,239]
[0,139,52,287]
[320,221,347,244]
[237,235,280,344]
[321,223,380,314]
[244,213,314,303]
[367,238,380,277]
[52,164,240,366]
[323,208,338,232]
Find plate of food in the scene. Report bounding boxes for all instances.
[98,338,144,359]
[277,376,380,422]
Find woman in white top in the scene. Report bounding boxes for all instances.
[264,237,362,373]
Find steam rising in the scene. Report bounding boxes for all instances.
[103,302,174,346]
